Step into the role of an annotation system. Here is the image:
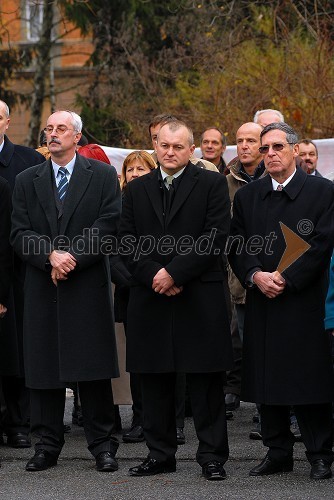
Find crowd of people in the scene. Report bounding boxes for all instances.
[0,99,333,483]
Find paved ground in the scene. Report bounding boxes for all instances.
[1,394,333,499]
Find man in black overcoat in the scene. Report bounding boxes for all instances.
[228,122,334,480]
[0,176,12,332]
[0,99,45,448]
[0,176,12,465]
[119,120,233,480]
[10,110,121,472]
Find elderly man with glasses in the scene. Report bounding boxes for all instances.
[11,110,121,473]
[228,122,334,480]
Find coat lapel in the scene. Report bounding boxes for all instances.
[167,163,199,224]
[33,160,58,239]
[59,155,93,234]
[143,169,164,227]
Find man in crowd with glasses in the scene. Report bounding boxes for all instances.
[11,110,121,473]
[228,122,334,480]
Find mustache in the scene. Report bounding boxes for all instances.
[49,138,61,145]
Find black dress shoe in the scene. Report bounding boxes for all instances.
[225,393,240,412]
[310,459,332,480]
[7,433,31,449]
[249,456,293,476]
[176,427,185,445]
[26,449,58,471]
[202,461,227,480]
[122,425,145,443]
[129,457,176,476]
[95,451,118,472]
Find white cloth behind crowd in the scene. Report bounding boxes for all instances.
[101,138,334,179]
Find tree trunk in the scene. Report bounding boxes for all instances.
[26,0,53,148]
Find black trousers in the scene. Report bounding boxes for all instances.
[131,372,185,428]
[30,379,119,458]
[1,376,30,435]
[261,403,334,464]
[140,372,229,466]
[224,305,242,396]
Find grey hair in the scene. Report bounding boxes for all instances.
[260,122,299,145]
[0,100,10,117]
[64,110,82,132]
[254,109,284,123]
[158,120,194,146]
[52,109,82,132]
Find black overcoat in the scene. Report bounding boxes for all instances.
[0,177,12,305]
[0,136,44,376]
[118,163,233,373]
[228,168,334,405]
[10,155,121,389]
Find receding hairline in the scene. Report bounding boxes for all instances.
[48,110,83,132]
[236,122,262,137]
[0,100,10,118]
[158,121,194,146]
[200,127,226,146]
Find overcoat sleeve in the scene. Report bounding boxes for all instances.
[227,189,263,287]
[69,166,121,269]
[281,181,334,291]
[10,173,54,271]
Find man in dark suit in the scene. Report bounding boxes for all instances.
[0,99,45,449]
[228,122,334,480]
[11,110,121,472]
[119,120,233,480]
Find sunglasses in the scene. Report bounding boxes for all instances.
[259,142,295,154]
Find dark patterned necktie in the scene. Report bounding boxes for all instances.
[276,184,284,191]
[57,167,69,201]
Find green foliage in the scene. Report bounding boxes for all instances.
[77,95,131,145]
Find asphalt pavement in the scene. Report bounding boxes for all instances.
[1,393,333,500]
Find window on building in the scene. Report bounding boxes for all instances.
[26,1,43,41]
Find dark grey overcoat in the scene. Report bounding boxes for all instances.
[118,163,233,373]
[228,168,334,405]
[0,136,44,376]
[10,155,121,389]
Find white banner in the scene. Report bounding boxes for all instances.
[101,138,334,180]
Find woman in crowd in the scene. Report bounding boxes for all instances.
[115,151,157,443]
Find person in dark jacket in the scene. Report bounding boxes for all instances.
[228,122,334,480]
[10,110,121,473]
[119,120,233,480]
[0,100,45,449]
[0,176,12,463]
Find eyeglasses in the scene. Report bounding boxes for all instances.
[44,125,75,135]
[259,143,295,154]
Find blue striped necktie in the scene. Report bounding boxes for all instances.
[57,167,69,201]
